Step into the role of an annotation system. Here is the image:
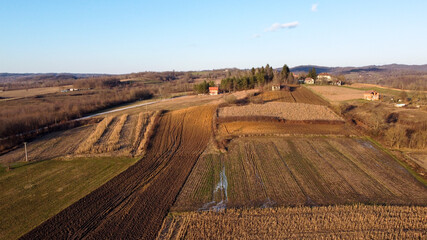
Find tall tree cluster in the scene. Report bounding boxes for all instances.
[193,80,215,94]
[307,67,317,79]
[219,64,279,92]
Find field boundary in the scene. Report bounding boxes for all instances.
[365,137,427,186]
[217,116,345,125]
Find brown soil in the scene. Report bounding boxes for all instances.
[20,105,216,239]
[218,121,353,137]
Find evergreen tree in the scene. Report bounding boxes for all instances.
[281,64,290,81]
[308,67,317,79]
[287,73,295,84]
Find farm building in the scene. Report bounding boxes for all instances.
[363,91,380,101]
[209,87,219,95]
[272,84,281,91]
[317,73,332,81]
[304,78,315,84]
[333,80,342,86]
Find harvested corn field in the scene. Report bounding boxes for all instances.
[218,102,342,121]
[172,137,427,211]
[22,105,216,240]
[158,205,427,239]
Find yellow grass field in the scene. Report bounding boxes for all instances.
[307,85,365,102]
[0,85,72,100]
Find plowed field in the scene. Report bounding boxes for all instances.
[172,137,427,211]
[21,105,216,239]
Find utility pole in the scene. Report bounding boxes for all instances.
[24,142,28,162]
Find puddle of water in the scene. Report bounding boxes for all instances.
[199,166,228,211]
[215,166,228,201]
[261,197,276,208]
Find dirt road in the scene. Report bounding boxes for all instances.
[20,105,216,239]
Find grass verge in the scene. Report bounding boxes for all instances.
[0,156,138,240]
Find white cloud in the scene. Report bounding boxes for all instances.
[252,34,261,38]
[311,3,318,12]
[265,21,299,32]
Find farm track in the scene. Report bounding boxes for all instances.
[21,105,216,239]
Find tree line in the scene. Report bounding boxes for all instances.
[193,64,299,94]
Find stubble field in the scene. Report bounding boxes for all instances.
[172,136,427,212]
[157,205,427,239]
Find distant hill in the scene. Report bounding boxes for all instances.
[290,64,427,74]
[0,73,107,83]
[290,64,427,90]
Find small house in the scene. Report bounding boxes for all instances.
[363,91,380,101]
[317,73,332,81]
[209,87,219,95]
[333,80,342,86]
[272,84,281,91]
[304,77,315,84]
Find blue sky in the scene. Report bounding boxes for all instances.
[1,0,426,73]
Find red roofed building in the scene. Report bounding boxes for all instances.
[364,90,380,101]
[209,87,219,95]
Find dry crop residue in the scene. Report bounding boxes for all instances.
[219,102,342,121]
[21,105,216,239]
[157,205,427,239]
[1,112,154,164]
